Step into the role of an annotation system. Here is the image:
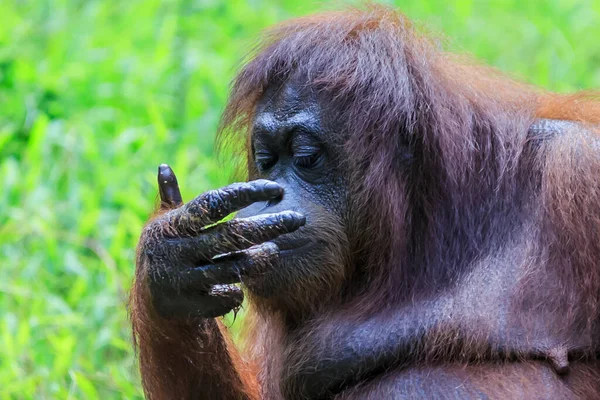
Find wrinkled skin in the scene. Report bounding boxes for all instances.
[135,76,600,399]
[139,174,303,319]
[138,77,348,321]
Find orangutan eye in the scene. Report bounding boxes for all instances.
[291,133,323,170]
[293,152,322,169]
[255,151,277,171]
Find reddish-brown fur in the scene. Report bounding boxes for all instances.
[130,5,600,399]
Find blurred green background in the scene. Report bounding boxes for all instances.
[0,0,598,398]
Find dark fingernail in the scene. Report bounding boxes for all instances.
[280,211,306,230]
[158,163,170,173]
[263,181,283,197]
[247,242,279,255]
[209,284,244,302]
[212,250,244,262]
[158,164,175,182]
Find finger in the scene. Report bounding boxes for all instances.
[205,285,244,318]
[184,180,283,226]
[156,180,284,238]
[158,164,183,210]
[168,210,303,260]
[153,284,244,319]
[181,242,279,289]
[196,211,305,257]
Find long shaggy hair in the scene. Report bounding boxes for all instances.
[132,5,600,399]
[218,5,600,316]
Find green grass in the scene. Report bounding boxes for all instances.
[0,0,598,398]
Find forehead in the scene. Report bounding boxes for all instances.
[253,74,321,131]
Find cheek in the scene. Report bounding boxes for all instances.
[294,172,349,220]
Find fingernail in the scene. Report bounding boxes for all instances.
[249,242,279,255]
[158,164,175,181]
[280,211,306,230]
[263,181,283,197]
[158,163,170,173]
[263,242,279,253]
[212,250,243,262]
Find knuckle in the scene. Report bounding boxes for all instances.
[139,224,166,255]
[228,220,252,237]
[206,189,223,208]
[141,214,172,238]
[225,182,256,205]
[274,212,287,225]
[141,218,161,238]
[201,234,225,254]
[199,190,228,218]
[137,230,187,283]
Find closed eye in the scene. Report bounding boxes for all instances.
[255,151,277,171]
[293,151,322,169]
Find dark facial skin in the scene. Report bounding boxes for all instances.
[236,75,349,301]
[139,76,348,320]
[140,174,304,318]
[138,78,600,399]
[278,118,600,399]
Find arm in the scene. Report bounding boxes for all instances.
[130,165,304,400]
[282,303,436,399]
[130,285,257,400]
[284,290,586,399]
[283,119,600,399]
